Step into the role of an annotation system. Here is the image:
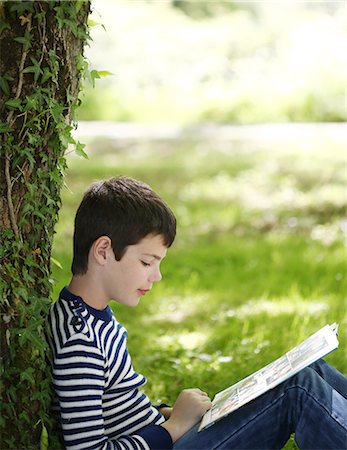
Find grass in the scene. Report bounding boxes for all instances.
[51,130,346,449]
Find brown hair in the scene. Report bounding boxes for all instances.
[71,176,176,275]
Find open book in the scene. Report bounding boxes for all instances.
[199,323,339,431]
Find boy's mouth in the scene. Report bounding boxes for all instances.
[138,289,150,296]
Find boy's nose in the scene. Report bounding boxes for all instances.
[149,267,162,283]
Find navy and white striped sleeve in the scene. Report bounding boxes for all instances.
[52,336,172,450]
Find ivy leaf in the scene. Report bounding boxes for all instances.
[75,0,84,13]
[18,411,30,424]
[14,36,29,46]
[51,257,63,270]
[75,141,88,159]
[28,133,40,145]
[51,102,64,123]
[20,367,35,385]
[0,122,13,133]
[14,30,32,51]
[25,94,40,112]
[9,2,34,16]
[23,57,42,82]
[21,147,36,168]
[40,424,49,450]
[18,329,46,351]
[64,19,78,37]
[59,125,75,148]
[0,76,10,95]
[41,67,53,84]
[5,99,22,110]
[88,19,100,27]
[0,22,11,35]
[35,11,46,25]
[19,15,31,26]
[89,70,112,87]
[97,70,113,78]
[88,19,106,31]
[76,54,88,72]
[90,69,100,88]
[14,286,29,301]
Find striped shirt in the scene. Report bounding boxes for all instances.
[47,287,173,450]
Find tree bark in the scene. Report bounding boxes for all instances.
[0,2,90,448]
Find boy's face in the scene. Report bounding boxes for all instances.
[104,233,168,307]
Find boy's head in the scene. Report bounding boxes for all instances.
[71,176,176,275]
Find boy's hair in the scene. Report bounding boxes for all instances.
[71,176,176,275]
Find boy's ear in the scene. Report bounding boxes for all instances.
[92,236,113,266]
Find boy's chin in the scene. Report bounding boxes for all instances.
[113,297,140,308]
[127,299,140,308]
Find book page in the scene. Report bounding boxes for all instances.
[199,323,339,431]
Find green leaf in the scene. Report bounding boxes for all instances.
[51,103,64,123]
[75,0,85,13]
[40,424,49,450]
[0,76,10,95]
[0,22,10,35]
[22,65,37,75]
[97,70,113,78]
[13,286,28,301]
[76,54,88,72]
[13,30,32,51]
[28,133,42,146]
[35,11,46,25]
[41,67,53,84]
[22,57,42,82]
[9,2,34,15]
[20,367,35,385]
[51,257,63,270]
[64,18,78,37]
[18,329,46,351]
[59,126,75,148]
[75,141,88,159]
[5,99,22,110]
[25,94,40,112]
[0,122,13,133]
[18,411,30,424]
[90,69,101,79]
[87,19,106,31]
[14,36,31,51]
[88,19,100,27]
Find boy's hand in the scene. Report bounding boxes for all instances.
[161,388,212,442]
[159,406,173,420]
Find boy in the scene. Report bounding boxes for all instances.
[48,176,347,450]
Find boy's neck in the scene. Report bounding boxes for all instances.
[68,276,109,311]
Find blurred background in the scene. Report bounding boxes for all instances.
[52,3,346,447]
[79,0,346,123]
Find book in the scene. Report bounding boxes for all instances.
[199,323,339,431]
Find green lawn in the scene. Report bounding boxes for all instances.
[51,130,346,449]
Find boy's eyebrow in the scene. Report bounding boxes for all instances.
[142,253,165,261]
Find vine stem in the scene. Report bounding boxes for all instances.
[15,15,32,100]
[4,14,32,241]
[5,154,20,239]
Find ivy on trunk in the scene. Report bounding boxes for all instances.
[0,2,90,448]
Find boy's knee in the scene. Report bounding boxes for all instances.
[308,358,327,374]
[287,365,325,394]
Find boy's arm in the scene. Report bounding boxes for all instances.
[53,346,210,448]
[52,339,173,450]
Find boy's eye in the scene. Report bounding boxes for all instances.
[141,261,151,267]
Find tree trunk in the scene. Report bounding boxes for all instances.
[0,2,90,448]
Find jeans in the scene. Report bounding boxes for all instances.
[173,360,347,449]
